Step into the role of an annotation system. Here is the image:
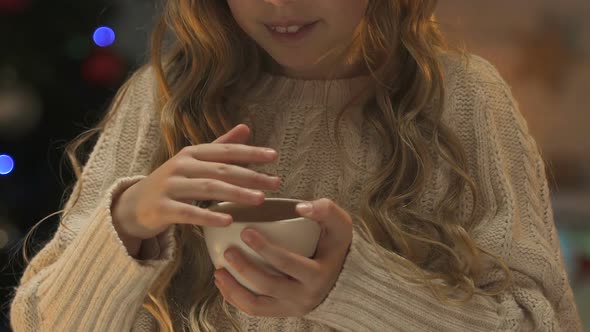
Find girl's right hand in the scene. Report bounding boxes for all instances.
[111,124,280,257]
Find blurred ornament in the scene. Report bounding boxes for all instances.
[0,0,31,14]
[577,254,590,283]
[0,215,21,251]
[93,26,116,47]
[0,67,43,140]
[81,49,126,86]
[0,154,14,175]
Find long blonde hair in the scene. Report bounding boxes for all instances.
[25,0,511,330]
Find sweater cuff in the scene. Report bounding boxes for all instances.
[108,176,177,263]
[36,176,177,330]
[138,226,176,261]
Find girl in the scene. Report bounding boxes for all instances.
[10,0,583,331]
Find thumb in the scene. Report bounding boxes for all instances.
[212,123,251,145]
[296,199,353,261]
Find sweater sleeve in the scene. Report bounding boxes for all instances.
[303,56,583,332]
[10,67,176,332]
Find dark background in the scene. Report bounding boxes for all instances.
[0,1,157,330]
[1,1,588,330]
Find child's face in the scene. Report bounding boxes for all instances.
[227,0,369,79]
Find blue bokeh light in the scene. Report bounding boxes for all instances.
[93,26,116,47]
[0,154,15,175]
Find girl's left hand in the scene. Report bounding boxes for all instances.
[213,198,353,317]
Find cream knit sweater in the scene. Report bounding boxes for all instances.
[10,54,583,331]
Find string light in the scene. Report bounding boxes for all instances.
[0,154,15,175]
[93,26,116,47]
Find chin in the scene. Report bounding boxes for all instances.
[267,52,321,75]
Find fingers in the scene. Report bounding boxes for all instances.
[168,178,266,205]
[221,247,299,299]
[171,159,280,192]
[212,124,250,145]
[298,198,353,231]
[239,229,320,285]
[297,198,353,261]
[214,268,279,316]
[182,143,278,165]
[163,200,233,227]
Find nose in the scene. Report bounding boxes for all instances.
[264,0,297,5]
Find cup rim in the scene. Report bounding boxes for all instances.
[209,198,307,224]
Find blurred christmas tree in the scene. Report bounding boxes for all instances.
[1,0,127,100]
[0,1,135,329]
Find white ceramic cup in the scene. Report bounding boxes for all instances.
[203,198,321,295]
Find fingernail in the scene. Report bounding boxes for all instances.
[225,250,237,263]
[296,202,313,215]
[264,149,277,158]
[242,229,256,244]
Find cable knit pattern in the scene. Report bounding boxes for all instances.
[10,55,582,332]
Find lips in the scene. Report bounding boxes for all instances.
[264,20,319,30]
[266,20,318,43]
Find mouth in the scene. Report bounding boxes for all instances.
[264,21,319,43]
[264,20,319,33]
